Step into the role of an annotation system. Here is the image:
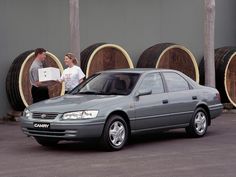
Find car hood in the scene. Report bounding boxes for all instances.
[28,94,124,113]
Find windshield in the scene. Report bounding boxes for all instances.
[70,72,140,95]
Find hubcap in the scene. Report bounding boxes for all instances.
[194,111,207,135]
[109,121,125,147]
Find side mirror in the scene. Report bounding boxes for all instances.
[135,89,152,97]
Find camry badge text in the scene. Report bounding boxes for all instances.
[34,123,50,128]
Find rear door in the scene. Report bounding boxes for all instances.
[162,72,198,125]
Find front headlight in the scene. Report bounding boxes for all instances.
[62,110,98,120]
[23,108,32,119]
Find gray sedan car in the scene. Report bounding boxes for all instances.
[21,69,223,151]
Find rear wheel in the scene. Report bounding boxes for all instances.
[34,137,59,147]
[100,115,128,151]
[186,107,208,137]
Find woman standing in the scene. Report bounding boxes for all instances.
[60,53,85,93]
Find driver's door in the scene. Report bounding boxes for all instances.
[134,72,169,131]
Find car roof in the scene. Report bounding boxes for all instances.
[100,68,176,74]
[99,68,199,88]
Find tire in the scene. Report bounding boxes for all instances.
[34,137,59,147]
[186,107,208,137]
[100,115,128,151]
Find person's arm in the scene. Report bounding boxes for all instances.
[31,67,43,87]
[79,78,84,83]
[78,67,85,83]
[58,71,65,83]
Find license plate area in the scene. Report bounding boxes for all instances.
[33,122,50,129]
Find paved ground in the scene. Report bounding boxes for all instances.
[0,112,236,177]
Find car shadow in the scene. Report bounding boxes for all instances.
[128,129,188,145]
[42,140,102,152]
[35,129,191,152]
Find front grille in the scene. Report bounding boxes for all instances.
[26,128,66,136]
[22,128,77,138]
[32,112,58,119]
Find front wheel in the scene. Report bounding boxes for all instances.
[186,108,208,137]
[100,115,128,151]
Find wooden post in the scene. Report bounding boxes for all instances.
[69,0,80,65]
[204,0,216,87]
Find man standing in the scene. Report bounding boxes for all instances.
[29,48,49,103]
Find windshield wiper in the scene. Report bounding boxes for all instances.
[103,92,126,95]
[78,91,127,95]
[78,91,104,95]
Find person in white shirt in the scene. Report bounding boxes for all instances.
[60,53,85,93]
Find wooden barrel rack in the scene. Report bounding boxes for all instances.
[80,43,134,77]
[6,50,64,111]
[137,43,199,82]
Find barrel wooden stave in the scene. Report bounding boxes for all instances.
[137,43,174,68]
[81,43,133,77]
[199,46,236,106]
[80,43,106,74]
[88,47,130,76]
[215,47,236,105]
[226,56,236,105]
[158,48,196,80]
[137,43,199,82]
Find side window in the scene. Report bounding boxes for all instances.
[163,72,189,92]
[139,73,164,94]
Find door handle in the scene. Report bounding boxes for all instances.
[162,99,168,104]
[192,96,197,100]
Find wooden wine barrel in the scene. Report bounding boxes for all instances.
[80,43,134,77]
[199,47,236,107]
[6,50,64,111]
[137,43,199,82]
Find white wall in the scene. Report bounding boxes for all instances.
[0,0,70,117]
[80,0,236,64]
[0,0,235,117]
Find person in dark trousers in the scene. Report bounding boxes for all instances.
[29,48,49,103]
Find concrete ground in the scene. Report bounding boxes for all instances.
[0,112,235,177]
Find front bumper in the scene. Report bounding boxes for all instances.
[20,116,105,140]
